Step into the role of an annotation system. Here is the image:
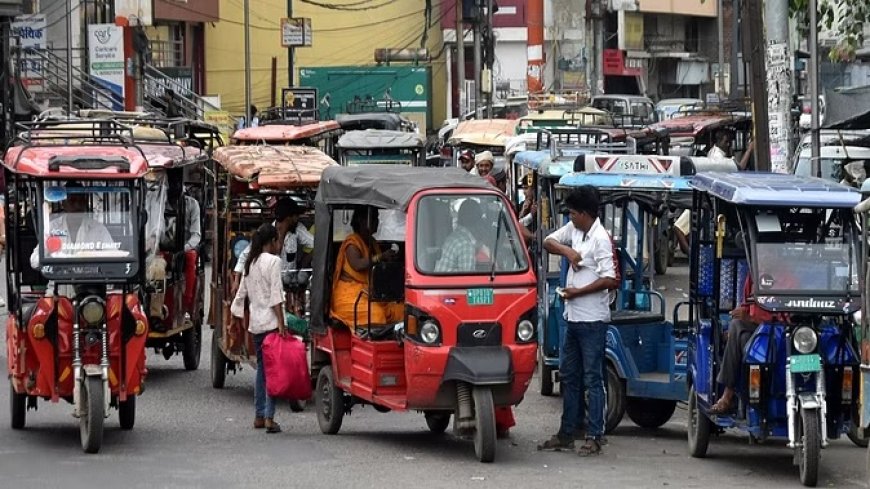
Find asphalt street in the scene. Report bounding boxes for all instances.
[1,259,868,489]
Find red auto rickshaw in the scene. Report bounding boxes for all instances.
[4,121,150,453]
[309,165,538,462]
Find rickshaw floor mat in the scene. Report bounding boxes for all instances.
[610,311,665,326]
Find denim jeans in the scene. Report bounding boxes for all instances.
[559,321,608,439]
[253,331,276,419]
[559,321,585,431]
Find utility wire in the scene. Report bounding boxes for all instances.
[298,0,398,11]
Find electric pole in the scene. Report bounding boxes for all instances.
[764,0,793,173]
[746,0,771,171]
[473,2,481,116]
[244,0,252,124]
[717,0,725,97]
[485,0,493,118]
[65,0,73,112]
[456,0,465,117]
[809,0,821,177]
[287,0,294,87]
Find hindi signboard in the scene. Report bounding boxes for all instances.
[281,87,318,122]
[12,14,46,93]
[281,18,312,47]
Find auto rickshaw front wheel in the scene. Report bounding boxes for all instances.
[119,395,136,430]
[472,387,496,463]
[605,365,626,434]
[183,323,202,371]
[10,383,26,429]
[316,366,344,435]
[797,407,821,487]
[539,350,555,397]
[687,386,711,458]
[80,376,105,454]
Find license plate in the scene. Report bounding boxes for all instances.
[790,354,822,373]
[467,288,494,306]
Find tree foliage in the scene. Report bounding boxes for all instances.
[790,0,868,61]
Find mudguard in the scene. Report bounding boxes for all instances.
[442,346,513,385]
[798,392,820,410]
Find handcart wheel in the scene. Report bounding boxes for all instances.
[80,376,105,454]
[472,387,496,463]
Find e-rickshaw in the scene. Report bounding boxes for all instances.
[447,119,519,170]
[687,172,862,487]
[336,129,426,166]
[4,121,150,453]
[649,110,752,159]
[208,144,337,390]
[309,165,537,463]
[131,120,221,371]
[335,112,416,132]
[538,154,737,431]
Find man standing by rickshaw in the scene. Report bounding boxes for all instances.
[538,186,618,456]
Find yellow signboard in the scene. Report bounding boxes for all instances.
[203,110,236,143]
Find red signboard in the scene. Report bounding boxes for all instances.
[603,49,642,77]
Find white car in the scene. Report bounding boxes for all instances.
[655,98,704,121]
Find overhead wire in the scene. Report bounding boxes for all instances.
[298,0,399,11]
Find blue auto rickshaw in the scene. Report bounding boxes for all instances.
[687,172,862,487]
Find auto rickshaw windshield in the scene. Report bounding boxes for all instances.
[415,194,528,275]
[750,207,859,295]
[39,183,137,262]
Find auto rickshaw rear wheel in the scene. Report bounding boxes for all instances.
[316,366,344,435]
[687,386,711,458]
[119,395,136,430]
[10,383,26,430]
[798,407,821,487]
[626,398,677,429]
[424,411,451,434]
[211,328,227,389]
[183,323,202,371]
[472,387,496,463]
[654,221,670,275]
[605,365,626,434]
[80,376,104,454]
[847,422,869,448]
[539,350,555,397]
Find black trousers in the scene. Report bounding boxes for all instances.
[717,319,759,388]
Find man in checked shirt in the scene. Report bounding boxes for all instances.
[434,199,482,272]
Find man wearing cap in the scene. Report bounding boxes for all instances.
[475,150,495,177]
[231,198,314,303]
[458,150,476,173]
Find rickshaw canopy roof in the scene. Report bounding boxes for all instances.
[316,165,492,210]
[231,121,340,143]
[214,144,337,189]
[448,119,519,147]
[335,112,410,131]
[337,129,425,149]
[2,145,150,179]
[138,143,205,169]
[691,172,862,207]
[649,113,751,138]
[559,172,693,192]
[513,150,550,171]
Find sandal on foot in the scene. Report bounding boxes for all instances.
[578,438,602,457]
[708,399,734,415]
[266,421,282,434]
[537,434,575,451]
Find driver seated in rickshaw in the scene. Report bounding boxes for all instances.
[159,173,201,307]
[30,181,115,269]
[710,244,798,414]
[330,206,403,334]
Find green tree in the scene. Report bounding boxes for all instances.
[790,0,868,61]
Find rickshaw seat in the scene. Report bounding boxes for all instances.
[17,233,49,287]
[610,310,665,326]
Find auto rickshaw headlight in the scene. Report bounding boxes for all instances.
[793,326,818,354]
[517,320,535,343]
[420,320,440,345]
[80,296,105,326]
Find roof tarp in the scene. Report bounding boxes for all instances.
[337,130,424,149]
[823,87,870,130]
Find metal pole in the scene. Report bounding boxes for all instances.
[747,0,771,171]
[809,0,821,177]
[486,0,493,118]
[730,0,740,98]
[763,0,793,173]
[287,0,294,87]
[473,10,481,116]
[717,0,725,97]
[244,0,252,124]
[594,3,604,96]
[66,0,74,113]
[456,0,465,117]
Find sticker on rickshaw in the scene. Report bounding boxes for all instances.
[790,354,822,373]
[467,288,494,306]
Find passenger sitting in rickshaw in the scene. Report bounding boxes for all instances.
[330,206,403,333]
[435,199,482,272]
[710,245,798,414]
[160,173,202,307]
[30,181,115,269]
[232,198,314,315]
[459,150,476,173]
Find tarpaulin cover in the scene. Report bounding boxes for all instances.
[214,145,337,189]
[823,87,870,130]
